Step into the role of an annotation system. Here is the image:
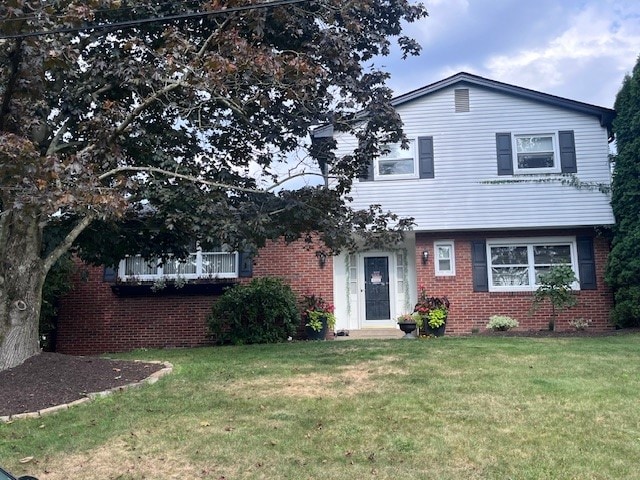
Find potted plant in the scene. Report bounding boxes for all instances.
[302,294,336,340]
[413,286,450,337]
[396,313,421,339]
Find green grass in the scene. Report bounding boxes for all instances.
[2,335,640,479]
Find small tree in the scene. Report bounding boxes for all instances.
[532,265,578,331]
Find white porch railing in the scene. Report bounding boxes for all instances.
[118,251,239,281]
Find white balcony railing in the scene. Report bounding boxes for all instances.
[118,251,239,281]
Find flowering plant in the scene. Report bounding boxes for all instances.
[413,285,450,329]
[302,294,336,332]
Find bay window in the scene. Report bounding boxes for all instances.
[118,250,239,281]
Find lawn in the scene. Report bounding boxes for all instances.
[2,334,640,479]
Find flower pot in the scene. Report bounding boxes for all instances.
[423,323,446,337]
[305,316,329,340]
[397,321,418,339]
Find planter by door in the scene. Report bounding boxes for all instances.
[422,324,446,337]
[305,316,329,340]
[397,321,418,339]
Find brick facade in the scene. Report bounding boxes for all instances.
[55,238,333,355]
[414,230,613,334]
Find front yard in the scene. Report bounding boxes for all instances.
[2,334,639,479]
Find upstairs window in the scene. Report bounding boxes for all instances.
[514,134,559,173]
[496,131,576,176]
[376,141,417,179]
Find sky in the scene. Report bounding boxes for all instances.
[379,0,640,109]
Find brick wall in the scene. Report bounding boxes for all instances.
[415,229,613,333]
[56,238,333,355]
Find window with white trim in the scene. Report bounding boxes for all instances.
[118,249,239,281]
[375,140,417,179]
[434,241,455,276]
[487,238,578,291]
[513,134,560,173]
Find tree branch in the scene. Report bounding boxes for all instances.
[98,166,266,194]
[43,211,96,274]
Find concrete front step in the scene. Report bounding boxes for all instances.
[334,328,404,340]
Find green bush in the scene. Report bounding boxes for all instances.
[208,277,299,345]
[486,315,519,331]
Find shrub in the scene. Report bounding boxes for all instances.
[486,315,519,331]
[569,318,592,331]
[208,277,299,345]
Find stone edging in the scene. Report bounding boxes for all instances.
[1,360,173,423]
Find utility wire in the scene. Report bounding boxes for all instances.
[0,0,313,40]
[0,0,205,25]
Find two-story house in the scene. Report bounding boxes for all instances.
[315,72,615,334]
[55,72,615,355]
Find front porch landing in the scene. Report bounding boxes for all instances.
[334,328,403,340]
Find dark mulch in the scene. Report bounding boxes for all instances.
[0,353,165,417]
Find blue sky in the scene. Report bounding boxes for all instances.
[380,0,640,108]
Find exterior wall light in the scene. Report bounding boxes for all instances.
[316,251,327,268]
[422,250,429,264]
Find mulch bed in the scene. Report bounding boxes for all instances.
[0,353,165,417]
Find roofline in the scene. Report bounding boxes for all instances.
[312,71,616,137]
[393,71,615,130]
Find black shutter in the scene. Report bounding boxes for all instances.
[471,240,489,292]
[559,130,577,173]
[576,236,596,290]
[418,136,434,179]
[310,136,333,178]
[238,252,253,278]
[496,133,513,176]
[357,138,374,182]
[103,266,117,283]
[358,159,374,181]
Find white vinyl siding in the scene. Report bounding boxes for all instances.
[334,85,613,231]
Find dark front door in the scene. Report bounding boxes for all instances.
[364,256,391,321]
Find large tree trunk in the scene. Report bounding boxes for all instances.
[0,210,46,371]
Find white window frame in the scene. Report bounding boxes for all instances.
[374,139,418,180]
[434,240,455,276]
[512,133,560,174]
[117,250,239,281]
[486,236,579,292]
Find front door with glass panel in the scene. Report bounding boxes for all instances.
[363,256,391,324]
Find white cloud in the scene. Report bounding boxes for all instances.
[481,3,640,105]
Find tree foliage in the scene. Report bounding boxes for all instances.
[0,0,427,369]
[606,54,640,327]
